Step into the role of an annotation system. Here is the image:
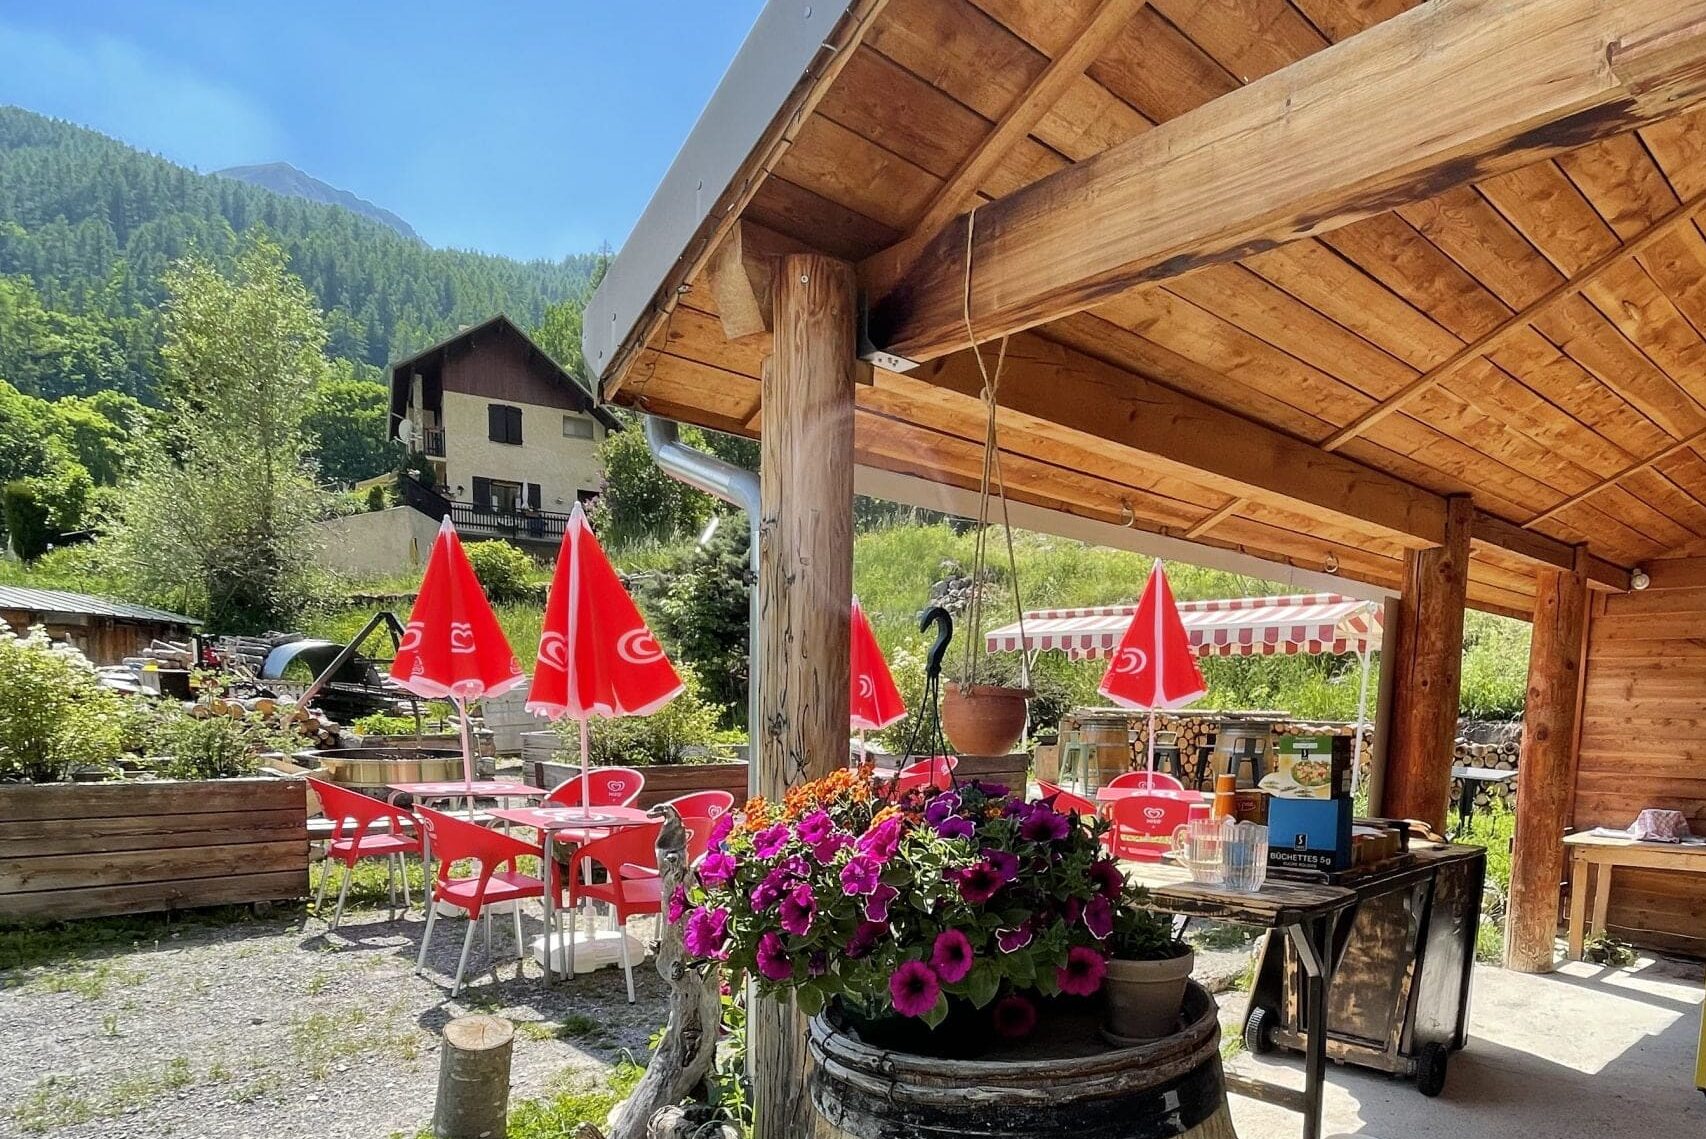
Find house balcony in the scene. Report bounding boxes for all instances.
[421,425,446,457]
[397,475,569,548]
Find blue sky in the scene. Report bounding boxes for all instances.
[0,1,765,261]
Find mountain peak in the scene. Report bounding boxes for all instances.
[215,162,422,242]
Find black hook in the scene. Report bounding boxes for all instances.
[919,606,954,682]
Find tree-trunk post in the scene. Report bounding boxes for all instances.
[1505,554,1589,973]
[433,1014,514,1139]
[752,252,858,1139]
[1383,495,1472,831]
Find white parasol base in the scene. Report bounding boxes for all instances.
[531,928,647,975]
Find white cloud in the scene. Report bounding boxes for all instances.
[0,19,283,167]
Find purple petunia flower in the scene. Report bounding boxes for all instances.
[1018,804,1072,843]
[755,931,793,982]
[1057,946,1108,997]
[775,854,811,879]
[1084,894,1114,940]
[972,781,1009,799]
[1064,897,1083,925]
[922,794,960,827]
[846,919,887,959]
[709,812,735,847]
[795,809,834,847]
[934,815,977,840]
[667,885,688,924]
[752,823,791,859]
[996,922,1033,953]
[751,867,791,911]
[857,815,904,860]
[930,929,974,984]
[1089,858,1124,899]
[865,883,899,923]
[779,882,817,936]
[992,993,1037,1038]
[889,960,941,1018]
[697,849,736,887]
[683,906,729,959]
[840,854,883,896]
[956,861,1005,904]
[983,849,1020,883]
[811,832,853,863]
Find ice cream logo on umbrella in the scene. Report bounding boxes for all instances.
[617,628,664,665]
[449,621,477,654]
[858,675,876,700]
[1113,647,1148,675]
[399,621,424,653]
[537,631,568,671]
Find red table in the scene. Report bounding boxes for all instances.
[489,805,655,983]
[386,780,547,803]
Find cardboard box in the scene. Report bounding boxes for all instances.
[1267,796,1353,872]
[1270,733,1349,799]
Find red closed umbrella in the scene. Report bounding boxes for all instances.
[527,503,683,813]
[390,517,526,790]
[1098,562,1207,771]
[850,599,905,760]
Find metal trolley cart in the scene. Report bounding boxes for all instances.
[1241,842,1487,1098]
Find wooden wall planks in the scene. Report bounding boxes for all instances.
[0,778,309,922]
[1574,587,1706,951]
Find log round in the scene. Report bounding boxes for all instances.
[808,982,1237,1139]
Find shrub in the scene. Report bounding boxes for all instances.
[464,540,537,605]
[145,707,308,780]
[363,483,387,512]
[2,481,54,561]
[0,622,125,782]
[557,664,733,766]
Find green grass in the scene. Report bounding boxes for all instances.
[504,1061,645,1139]
[515,1013,614,1047]
[12,1057,196,1134]
[0,906,265,974]
[1454,805,1515,963]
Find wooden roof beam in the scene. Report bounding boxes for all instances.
[913,332,1632,589]
[862,0,1706,364]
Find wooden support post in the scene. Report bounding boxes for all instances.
[433,1015,514,1139]
[1383,496,1472,831]
[752,252,857,1139]
[1505,555,1589,973]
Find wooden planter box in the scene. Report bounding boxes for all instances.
[0,777,308,923]
[529,759,750,809]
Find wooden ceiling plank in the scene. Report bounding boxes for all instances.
[867,0,1044,122]
[817,46,1001,181]
[1524,424,1706,528]
[1557,133,1681,237]
[909,0,1145,237]
[744,176,901,262]
[771,114,943,231]
[862,0,1706,363]
[1087,7,1239,124]
[1641,105,1706,199]
[1184,498,1245,540]
[1287,0,1419,42]
[1149,0,1328,84]
[1618,469,1706,540]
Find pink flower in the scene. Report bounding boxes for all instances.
[667,885,688,924]
[865,883,899,922]
[709,812,734,847]
[983,849,1020,883]
[992,994,1037,1038]
[1084,895,1113,940]
[796,809,834,846]
[840,854,882,896]
[923,794,960,826]
[934,815,976,840]
[698,849,736,887]
[955,862,1004,904]
[683,907,729,959]
[753,823,791,859]
[779,882,817,936]
[930,929,974,983]
[857,815,904,860]
[889,960,941,1018]
[755,931,792,981]
[996,923,1033,953]
[751,868,790,911]
[1057,946,1107,997]
[811,832,853,863]
[847,919,887,959]
[1089,858,1124,899]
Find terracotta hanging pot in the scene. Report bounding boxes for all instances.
[940,682,1032,756]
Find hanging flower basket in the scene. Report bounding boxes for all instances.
[940,681,1031,756]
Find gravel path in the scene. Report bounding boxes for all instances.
[0,901,667,1139]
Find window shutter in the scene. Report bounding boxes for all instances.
[509,406,523,445]
[487,405,502,442]
[527,482,541,510]
[471,476,491,507]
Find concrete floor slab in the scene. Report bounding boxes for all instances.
[1220,955,1705,1138]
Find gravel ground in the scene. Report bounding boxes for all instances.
[0,900,667,1139]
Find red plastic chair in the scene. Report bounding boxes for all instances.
[659,789,735,822]
[1107,770,1186,792]
[894,755,958,794]
[1108,794,1194,863]
[542,767,647,845]
[307,776,424,929]
[413,806,546,995]
[563,821,664,1002]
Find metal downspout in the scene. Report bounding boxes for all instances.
[641,416,763,796]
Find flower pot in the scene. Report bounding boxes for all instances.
[940,683,1031,756]
[1102,949,1196,1043]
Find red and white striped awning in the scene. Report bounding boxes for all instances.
[984,594,1383,660]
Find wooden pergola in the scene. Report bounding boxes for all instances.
[584,0,1706,1130]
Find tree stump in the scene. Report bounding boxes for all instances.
[434,1014,514,1139]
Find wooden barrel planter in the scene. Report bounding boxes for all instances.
[809,981,1236,1139]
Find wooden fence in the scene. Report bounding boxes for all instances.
[0,778,308,923]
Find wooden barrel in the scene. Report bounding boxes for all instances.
[1080,714,1135,790]
[809,982,1237,1139]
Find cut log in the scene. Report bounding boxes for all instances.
[433,1014,514,1139]
[604,807,723,1139]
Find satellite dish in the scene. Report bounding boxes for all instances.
[396,419,416,447]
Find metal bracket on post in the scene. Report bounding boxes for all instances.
[858,294,919,374]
